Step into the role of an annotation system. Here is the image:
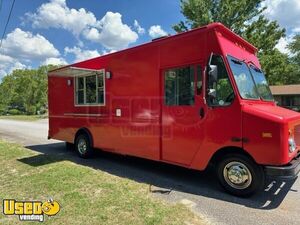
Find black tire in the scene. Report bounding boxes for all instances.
[65,142,74,151]
[75,133,93,158]
[216,154,265,197]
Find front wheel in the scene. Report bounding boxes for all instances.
[217,154,265,196]
[75,134,93,158]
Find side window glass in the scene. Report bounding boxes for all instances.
[207,55,234,106]
[165,66,195,106]
[75,71,105,105]
[197,65,202,95]
[77,77,84,104]
[97,73,104,104]
[85,75,97,104]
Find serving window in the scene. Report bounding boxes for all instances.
[75,71,105,106]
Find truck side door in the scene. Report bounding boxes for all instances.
[161,63,206,165]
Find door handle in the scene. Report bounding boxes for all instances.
[199,108,205,118]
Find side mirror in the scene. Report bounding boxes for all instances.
[208,65,218,82]
[207,88,216,98]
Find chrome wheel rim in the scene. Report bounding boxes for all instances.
[223,161,252,190]
[78,138,87,155]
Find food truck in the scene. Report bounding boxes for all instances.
[48,23,300,196]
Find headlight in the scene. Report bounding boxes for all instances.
[288,137,296,153]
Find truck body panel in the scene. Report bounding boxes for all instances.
[48,23,300,172]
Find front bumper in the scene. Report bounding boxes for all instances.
[265,153,300,179]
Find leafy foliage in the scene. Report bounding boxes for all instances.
[174,0,266,35]
[259,49,300,85]
[174,0,300,85]
[288,35,300,66]
[0,65,59,115]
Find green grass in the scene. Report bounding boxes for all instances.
[0,114,48,121]
[0,140,206,225]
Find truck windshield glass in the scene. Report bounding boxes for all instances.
[249,65,274,101]
[227,56,259,100]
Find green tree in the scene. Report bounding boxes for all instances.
[288,35,300,66]
[259,49,299,85]
[0,64,59,115]
[174,0,299,85]
[174,0,267,35]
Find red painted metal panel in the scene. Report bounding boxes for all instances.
[48,23,300,171]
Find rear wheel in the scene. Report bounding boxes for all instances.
[217,154,265,196]
[75,134,93,158]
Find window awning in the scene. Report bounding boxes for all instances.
[48,66,104,77]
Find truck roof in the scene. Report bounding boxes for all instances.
[48,22,257,76]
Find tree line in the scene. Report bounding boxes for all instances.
[0,65,58,115]
[0,0,299,115]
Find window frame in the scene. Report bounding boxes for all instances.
[74,69,106,107]
[248,63,274,102]
[226,54,260,101]
[206,54,235,107]
[164,64,199,106]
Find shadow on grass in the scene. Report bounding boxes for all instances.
[19,142,298,210]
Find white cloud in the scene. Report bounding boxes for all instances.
[83,12,138,50]
[0,54,27,79]
[0,28,61,78]
[64,46,100,62]
[1,28,59,61]
[0,54,14,78]
[25,1,139,50]
[262,0,300,33]
[8,62,27,73]
[0,54,14,64]
[42,57,67,65]
[26,0,97,36]
[148,25,167,39]
[134,20,145,34]
[275,36,294,54]
[102,49,117,55]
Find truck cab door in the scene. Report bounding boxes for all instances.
[161,63,207,165]
[191,54,243,168]
[161,55,243,169]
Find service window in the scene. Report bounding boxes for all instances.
[165,66,195,106]
[75,71,105,105]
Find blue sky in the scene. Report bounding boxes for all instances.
[0,0,299,79]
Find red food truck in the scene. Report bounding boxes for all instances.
[48,23,300,196]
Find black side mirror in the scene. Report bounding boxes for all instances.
[208,65,218,82]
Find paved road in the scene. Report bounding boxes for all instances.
[0,119,299,225]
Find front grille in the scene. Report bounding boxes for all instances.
[295,125,300,146]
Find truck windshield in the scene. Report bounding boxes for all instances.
[249,65,274,101]
[227,55,259,100]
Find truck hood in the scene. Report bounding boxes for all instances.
[242,103,300,124]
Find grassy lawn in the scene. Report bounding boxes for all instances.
[0,140,206,225]
[0,114,48,121]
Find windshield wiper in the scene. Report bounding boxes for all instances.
[250,65,262,73]
[231,59,243,65]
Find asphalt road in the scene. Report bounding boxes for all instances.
[0,119,299,225]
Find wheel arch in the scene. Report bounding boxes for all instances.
[74,127,94,147]
[209,146,257,166]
